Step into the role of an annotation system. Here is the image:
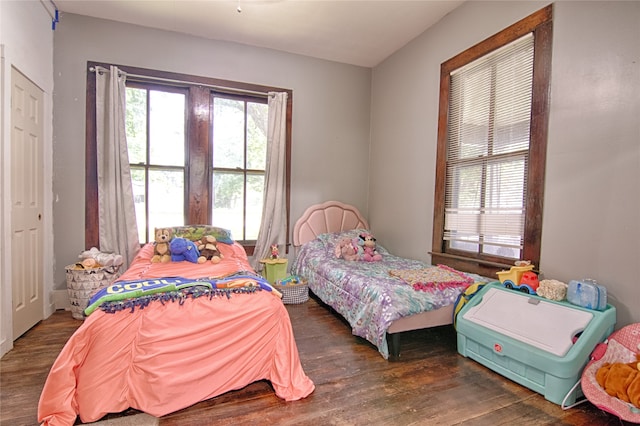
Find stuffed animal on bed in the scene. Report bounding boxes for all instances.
[596,353,640,408]
[151,228,173,263]
[334,238,359,261]
[196,235,223,264]
[358,233,382,262]
[169,237,200,263]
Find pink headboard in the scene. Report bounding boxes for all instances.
[293,201,369,247]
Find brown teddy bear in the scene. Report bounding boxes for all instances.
[151,228,172,263]
[197,235,223,264]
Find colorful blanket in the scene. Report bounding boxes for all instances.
[388,264,474,292]
[85,273,274,316]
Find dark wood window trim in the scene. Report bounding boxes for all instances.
[431,5,553,278]
[85,62,292,255]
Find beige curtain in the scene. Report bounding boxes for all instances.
[253,92,288,270]
[95,65,140,269]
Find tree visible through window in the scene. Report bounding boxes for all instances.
[211,95,268,242]
[431,5,552,277]
[126,85,187,243]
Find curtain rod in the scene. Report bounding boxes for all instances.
[89,66,274,98]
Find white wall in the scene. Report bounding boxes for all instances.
[0,0,55,357]
[51,13,372,289]
[370,1,640,328]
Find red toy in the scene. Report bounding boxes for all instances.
[497,262,539,294]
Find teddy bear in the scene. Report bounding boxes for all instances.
[169,237,200,263]
[596,353,640,408]
[196,235,223,264]
[358,233,382,262]
[334,238,360,261]
[151,228,172,263]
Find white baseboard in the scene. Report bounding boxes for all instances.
[53,289,71,311]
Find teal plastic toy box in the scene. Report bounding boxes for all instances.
[456,282,616,405]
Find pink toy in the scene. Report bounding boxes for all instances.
[359,233,382,262]
[270,244,279,259]
[334,238,359,261]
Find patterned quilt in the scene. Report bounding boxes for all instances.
[291,230,485,359]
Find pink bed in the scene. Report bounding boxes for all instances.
[38,238,314,426]
[292,201,485,359]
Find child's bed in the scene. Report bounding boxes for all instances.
[38,228,314,426]
[291,201,486,360]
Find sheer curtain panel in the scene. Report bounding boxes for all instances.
[253,92,288,270]
[95,65,140,269]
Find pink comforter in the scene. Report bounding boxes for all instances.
[38,243,314,425]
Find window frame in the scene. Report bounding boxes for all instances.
[85,62,292,255]
[430,5,553,277]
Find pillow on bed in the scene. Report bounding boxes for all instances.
[316,229,390,257]
[170,225,234,245]
[316,229,368,248]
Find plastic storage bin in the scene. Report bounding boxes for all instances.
[457,282,616,406]
[260,258,288,284]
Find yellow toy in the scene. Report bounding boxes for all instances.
[496,260,538,294]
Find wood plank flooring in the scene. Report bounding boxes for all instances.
[0,294,628,425]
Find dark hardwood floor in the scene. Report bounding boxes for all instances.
[0,294,629,426]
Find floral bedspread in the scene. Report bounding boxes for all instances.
[291,230,485,359]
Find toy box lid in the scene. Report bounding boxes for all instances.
[462,286,594,357]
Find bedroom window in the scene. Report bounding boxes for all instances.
[86,63,292,254]
[431,5,552,277]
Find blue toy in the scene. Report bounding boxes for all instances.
[169,237,200,263]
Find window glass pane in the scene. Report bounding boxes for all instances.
[126,87,147,165]
[131,168,146,243]
[482,235,521,258]
[148,169,184,234]
[247,102,268,170]
[486,158,525,210]
[149,91,185,166]
[451,238,479,253]
[246,173,264,240]
[450,68,491,160]
[444,162,481,246]
[213,98,245,169]
[493,45,533,155]
[212,171,244,239]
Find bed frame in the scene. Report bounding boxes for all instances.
[293,200,455,359]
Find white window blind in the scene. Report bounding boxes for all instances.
[445,33,534,259]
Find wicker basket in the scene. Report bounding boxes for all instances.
[65,264,121,319]
[273,280,309,305]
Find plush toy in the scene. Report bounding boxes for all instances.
[270,244,280,259]
[358,233,382,262]
[196,235,223,264]
[596,353,640,408]
[334,238,360,261]
[151,228,173,263]
[79,247,124,268]
[169,237,200,263]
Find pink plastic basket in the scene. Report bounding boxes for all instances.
[581,323,640,423]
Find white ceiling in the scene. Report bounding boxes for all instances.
[54,0,464,68]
